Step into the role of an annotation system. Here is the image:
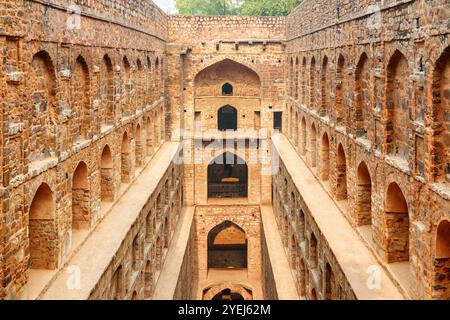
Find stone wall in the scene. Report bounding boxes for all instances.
[88,161,183,300]
[0,0,168,299]
[167,16,286,207]
[272,160,356,300]
[285,0,449,299]
[193,205,262,298]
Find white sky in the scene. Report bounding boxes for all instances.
[153,0,177,14]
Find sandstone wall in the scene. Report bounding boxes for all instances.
[285,0,449,299]
[88,161,183,300]
[167,16,286,207]
[0,0,168,299]
[273,158,357,300]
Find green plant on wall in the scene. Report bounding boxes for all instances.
[175,0,303,16]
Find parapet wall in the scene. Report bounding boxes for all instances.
[168,15,286,43]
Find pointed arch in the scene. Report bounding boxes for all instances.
[431,46,450,183]
[386,50,410,160]
[336,54,346,126]
[207,220,247,269]
[194,59,261,97]
[385,182,409,263]
[100,144,114,202]
[355,52,370,138]
[72,55,90,142]
[29,183,58,269]
[101,54,114,125]
[72,161,91,230]
[356,162,372,226]
[29,51,57,162]
[336,143,348,200]
[207,152,248,198]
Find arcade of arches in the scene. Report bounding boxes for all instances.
[0,0,449,301]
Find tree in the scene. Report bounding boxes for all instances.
[241,0,303,16]
[175,0,302,16]
[176,0,242,16]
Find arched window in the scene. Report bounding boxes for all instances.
[222,83,233,96]
[208,221,247,269]
[218,105,238,131]
[208,152,248,198]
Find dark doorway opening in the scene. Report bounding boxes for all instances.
[212,289,245,301]
[208,152,248,198]
[218,105,237,131]
[208,220,248,269]
[274,111,283,131]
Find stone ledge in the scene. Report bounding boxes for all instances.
[272,134,405,300]
[38,142,180,300]
[260,206,300,300]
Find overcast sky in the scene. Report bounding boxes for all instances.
[153,0,177,14]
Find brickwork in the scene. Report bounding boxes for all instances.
[0,0,168,299]
[285,0,450,299]
[1,0,448,301]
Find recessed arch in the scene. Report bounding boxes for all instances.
[207,220,247,269]
[101,54,114,125]
[194,59,261,97]
[355,52,370,138]
[29,51,56,162]
[320,132,330,181]
[135,123,144,167]
[385,182,409,263]
[208,152,248,199]
[72,55,90,142]
[222,82,233,96]
[72,161,90,230]
[336,143,348,200]
[121,132,132,183]
[336,54,346,126]
[301,117,307,155]
[100,144,114,202]
[310,123,317,167]
[436,220,450,259]
[321,55,329,116]
[431,46,450,183]
[386,50,410,160]
[29,183,58,269]
[310,57,316,109]
[356,162,372,226]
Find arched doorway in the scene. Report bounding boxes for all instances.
[356,162,372,226]
[218,105,238,131]
[100,145,114,202]
[207,152,248,198]
[72,161,90,230]
[385,182,409,263]
[29,183,58,269]
[208,221,247,269]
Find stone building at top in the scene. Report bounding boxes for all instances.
[0,0,449,300]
